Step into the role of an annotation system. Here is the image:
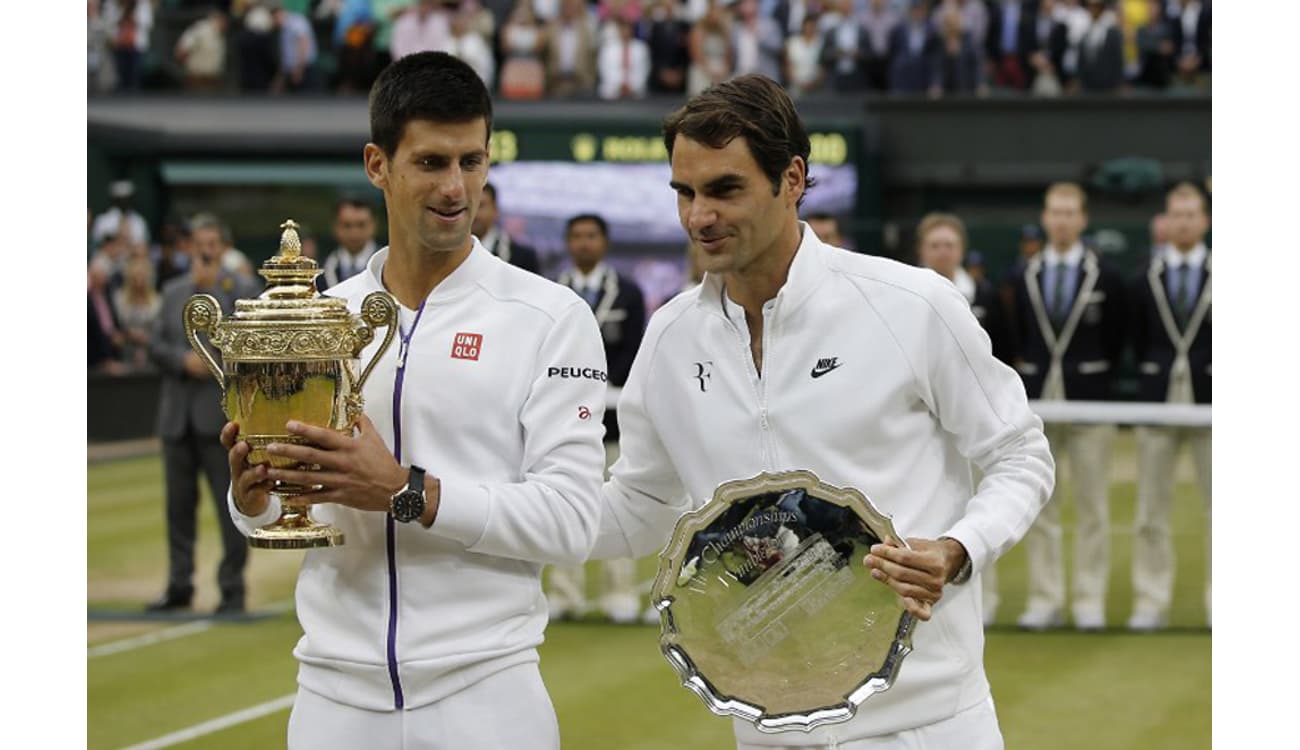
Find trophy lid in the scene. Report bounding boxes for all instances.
[231,219,352,323]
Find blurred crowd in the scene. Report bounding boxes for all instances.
[88,0,1209,100]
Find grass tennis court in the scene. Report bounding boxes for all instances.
[88,431,1210,749]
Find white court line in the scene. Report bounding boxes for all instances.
[88,599,295,659]
[118,694,296,750]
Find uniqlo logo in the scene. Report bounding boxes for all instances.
[451,332,482,361]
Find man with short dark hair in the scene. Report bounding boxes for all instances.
[804,211,843,247]
[319,198,379,290]
[472,182,540,275]
[222,52,606,748]
[593,74,1054,749]
[148,215,258,615]
[548,213,647,623]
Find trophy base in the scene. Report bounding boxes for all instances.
[249,522,345,549]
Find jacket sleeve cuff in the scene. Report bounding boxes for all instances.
[428,476,491,548]
[227,487,282,534]
[936,523,990,582]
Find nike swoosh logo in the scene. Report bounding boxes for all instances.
[810,363,843,378]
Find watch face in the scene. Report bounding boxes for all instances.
[392,490,424,523]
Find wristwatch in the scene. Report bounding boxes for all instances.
[939,536,973,585]
[389,465,427,523]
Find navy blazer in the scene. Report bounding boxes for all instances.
[1010,249,1127,400]
[1128,253,1211,404]
[888,23,939,93]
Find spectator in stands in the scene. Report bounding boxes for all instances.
[333,0,380,93]
[987,0,1040,91]
[1027,0,1068,95]
[686,0,733,95]
[1009,182,1126,632]
[152,219,193,291]
[784,15,826,96]
[598,16,651,99]
[93,179,150,248]
[859,0,901,91]
[1073,0,1124,93]
[1168,0,1209,86]
[270,0,321,92]
[112,255,162,372]
[805,212,844,247]
[190,212,254,280]
[462,0,499,50]
[550,213,647,624]
[237,3,280,91]
[731,0,783,82]
[645,0,691,94]
[320,198,379,290]
[88,255,126,373]
[1133,0,1174,89]
[930,0,988,49]
[176,7,229,92]
[392,0,452,60]
[545,0,599,96]
[447,5,497,86]
[147,216,257,615]
[928,5,988,96]
[1127,182,1211,631]
[105,0,153,91]
[473,182,541,274]
[889,0,939,94]
[372,0,417,71]
[499,0,549,99]
[88,0,118,94]
[819,0,871,92]
[1053,0,1093,88]
[999,221,1044,314]
[773,0,815,37]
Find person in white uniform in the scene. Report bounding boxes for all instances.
[221,51,608,750]
[593,74,1055,750]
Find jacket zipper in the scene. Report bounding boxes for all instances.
[724,299,777,468]
[387,300,427,710]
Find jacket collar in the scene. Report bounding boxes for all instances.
[362,237,491,308]
[697,221,830,318]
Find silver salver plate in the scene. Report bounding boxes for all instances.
[650,470,917,734]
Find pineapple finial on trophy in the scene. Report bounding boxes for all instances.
[279,219,302,258]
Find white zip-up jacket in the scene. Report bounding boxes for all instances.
[596,226,1055,743]
[230,241,608,711]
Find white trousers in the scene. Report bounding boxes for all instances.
[285,662,560,750]
[735,696,1003,750]
[1132,425,1212,619]
[1022,422,1116,618]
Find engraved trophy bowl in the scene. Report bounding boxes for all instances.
[183,220,399,549]
[651,470,917,734]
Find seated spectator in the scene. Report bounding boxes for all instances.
[545,0,598,97]
[1028,0,1068,96]
[819,0,870,92]
[88,0,118,94]
[597,16,650,99]
[785,15,826,97]
[1168,0,1208,91]
[500,0,549,99]
[237,4,279,92]
[152,219,192,292]
[333,0,379,93]
[1133,0,1173,89]
[175,8,229,93]
[448,7,497,86]
[270,0,321,92]
[986,0,1040,91]
[930,0,988,50]
[391,0,452,60]
[928,6,987,97]
[731,0,783,82]
[888,0,938,94]
[93,180,149,248]
[686,0,733,95]
[113,255,162,372]
[858,0,901,91]
[645,0,690,94]
[105,0,153,91]
[88,255,125,374]
[1073,0,1123,93]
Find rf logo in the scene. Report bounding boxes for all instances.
[692,361,713,392]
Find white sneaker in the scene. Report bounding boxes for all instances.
[1073,609,1106,632]
[1016,607,1064,631]
[1126,610,1166,632]
[602,593,640,624]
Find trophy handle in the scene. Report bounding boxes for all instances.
[182,294,226,389]
[354,291,399,392]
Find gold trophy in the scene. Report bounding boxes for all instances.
[183,220,399,549]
